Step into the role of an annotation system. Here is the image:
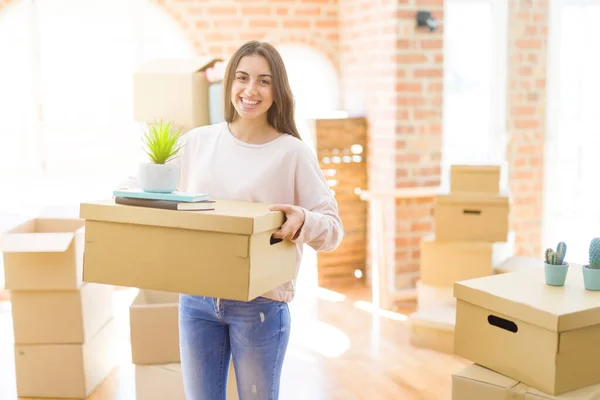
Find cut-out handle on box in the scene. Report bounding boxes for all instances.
[270,235,283,245]
[463,209,481,215]
[487,315,518,333]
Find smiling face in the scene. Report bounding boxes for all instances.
[230,54,274,121]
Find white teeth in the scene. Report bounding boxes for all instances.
[242,98,258,106]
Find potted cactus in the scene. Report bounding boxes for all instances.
[582,238,600,291]
[138,119,184,193]
[544,241,569,286]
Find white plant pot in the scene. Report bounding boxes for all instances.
[138,162,180,193]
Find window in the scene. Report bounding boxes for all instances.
[442,0,508,188]
[543,0,600,264]
[0,0,195,205]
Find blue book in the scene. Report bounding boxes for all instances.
[113,189,210,203]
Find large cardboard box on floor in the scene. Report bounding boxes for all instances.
[14,317,117,399]
[453,363,600,400]
[450,164,501,194]
[135,360,239,400]
[454,266,600,395]
[130,289,180,365]
[420,231,515,287]
[10,282,113,344]
[0,218,85,290]
[133,57,221,133]
[434,192,510,242]
[80,199,297,301]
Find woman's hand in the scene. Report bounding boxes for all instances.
[269,204,305,241]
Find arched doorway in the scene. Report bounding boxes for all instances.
[276,43,341,150]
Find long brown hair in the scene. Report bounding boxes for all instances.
[222,41,302,140]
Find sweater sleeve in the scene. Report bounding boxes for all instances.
[290,143,344,252]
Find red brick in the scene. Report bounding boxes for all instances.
[284,20,311,29]
[396,53,429,64]
[514,119,540,129]
[396,82,423,92]
[316,20,337,29]
[413,68,443,78]
[411,222,432,232]
[207,7,238,16]
[416,0,444,6]
[516,39,542,49]
[420,39,443,49]
[241,7,272,16]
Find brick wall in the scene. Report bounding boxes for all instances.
[506,0,548,258]
[339,0,444,290]
[156,0,340,73]
[394,2,444,288]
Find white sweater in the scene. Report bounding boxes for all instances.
[117,122,344,303]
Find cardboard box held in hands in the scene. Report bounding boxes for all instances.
[79,199,297,301]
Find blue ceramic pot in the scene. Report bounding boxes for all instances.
[544,262,569,286]
[582,265,600,291]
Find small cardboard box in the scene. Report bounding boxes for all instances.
[79,199,297,301]
[453,363,600,400]
[420,231,515,287]
[10,282,113,345]
[14,317,117,399]
[133,57,221,133]
[434,192,510,242]
[135,361,239,400]
[130,289,180,365]
[454,266,600,395]
[0,218,85,290]
[450,164,501,194]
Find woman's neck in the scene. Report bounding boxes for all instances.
[229,116,279,144]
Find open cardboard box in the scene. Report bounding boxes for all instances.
[130,289,180,365]
[453,363,600,399]
[454,266,600,395]
[0,218,85,290]
[80,199,297,301]
[10,282,113,345]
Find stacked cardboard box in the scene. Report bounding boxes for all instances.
[409,165,514,353]
[131,289,239,399]
[0,218,117,399]
[452,266,600,399]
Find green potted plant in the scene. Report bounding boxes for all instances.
[544,241,569,286]
[582,237,600,291]
[138,119,184,193]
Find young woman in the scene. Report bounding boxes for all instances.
[119,41,343,399]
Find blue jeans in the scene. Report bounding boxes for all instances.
[178,294,291,400]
